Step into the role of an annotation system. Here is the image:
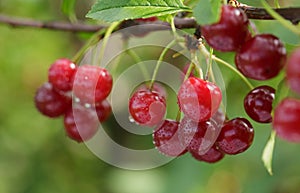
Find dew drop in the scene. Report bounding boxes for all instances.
[85,103,91,108]
[129,115,135,123]
[74,97,80,103]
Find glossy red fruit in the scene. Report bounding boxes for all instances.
[178,116,221,154]
[217,118,254,155]
[129,90,166,127]
[201,5,249,52]
[153,119,187,157]
[177,77,222,122]
[64,105,99,142]
[286,48,300,94]
[235,34,286,80]
[73,65,113,104]
[273,98,300,143]
[48,58,77,92]
[95,100,112,122]
[190,145,224,163]
[244,86,275,123]
[136,82,167,99]
[35,82,71,117]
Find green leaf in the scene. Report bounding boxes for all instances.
[86,0,191,22]
[193,0,222,25]
[262,130,276,175]
[61,0,77,22]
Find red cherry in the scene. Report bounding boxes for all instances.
[153,119,187,157]
[73,65,113,104]
[235,34,286,80]
[217,118,254,155]
[273,98,300,143]
[201,5,249,52]
[95,100,112,122]
[129,90,166,127]
[35,82,71,117]
[177,77,222,122]
[64,105,99,142]
[286,48,300,94]
[178,116,221,155]
[244,86,275,123]
[190,145,224,163]
[136,82,167,99]
[48,58,77,92]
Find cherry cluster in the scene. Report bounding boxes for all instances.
[34,59,112,142]
[33,4,300,164]
[128,75,254,163]
[202,5,300,143]
[127,4,300,163]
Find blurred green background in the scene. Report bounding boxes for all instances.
[1,0,300,193]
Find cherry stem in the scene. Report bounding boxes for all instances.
[191,52,203,79]
[274,0,280,8]
[214,57,254,90]
[126,48,150,80]
[204,48,214,80]
[72,28,106,63]
[149,39,177,90]
[198,44,254,90]
[169,15,178,39]
[261,0,300,35]
[97,22,120,66]
[184,61,195,81]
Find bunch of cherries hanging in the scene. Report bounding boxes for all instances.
[34,4,300,164]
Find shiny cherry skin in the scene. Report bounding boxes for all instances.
[217,118,254,155]
[178,116,221,154]
[73,65,113,104]
[48,58,77,92]
[153,119,187,157]
[235,34,286,80]
[135,82,167,99]
[190,145,224,163]
[95,100,112,122]
[129,90,166,127]
[35,82,71,117]
[177,77,222,122]
[201,5,249,52]
[244,85,275,123]
[64,105,99,143]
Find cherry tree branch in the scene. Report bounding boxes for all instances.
[241,7,300,24]
[0,14,103,32]
[0,6,299,33]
